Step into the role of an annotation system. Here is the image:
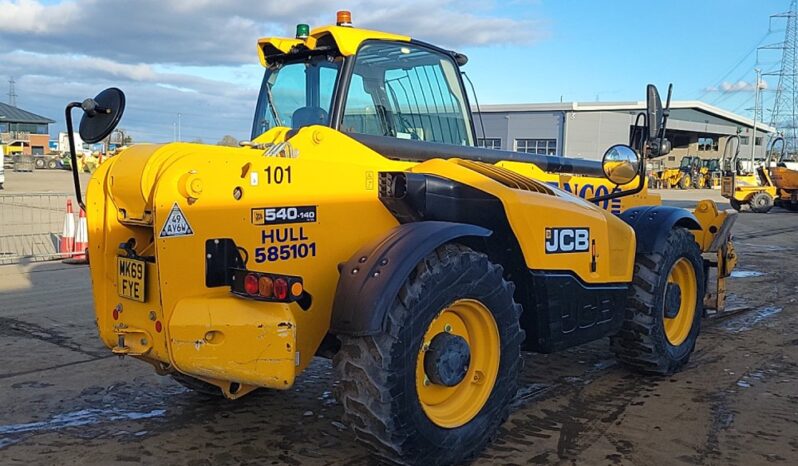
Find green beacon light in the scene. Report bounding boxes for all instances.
[296,24,310,40]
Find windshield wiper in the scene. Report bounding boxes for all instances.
[265,81,283,127]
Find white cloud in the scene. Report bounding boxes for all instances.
[0,0,547,142]
[0,0,546,65]
[705,79,768,93]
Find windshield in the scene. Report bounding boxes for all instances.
[679,157,693,168]
[251,54,342,139]
[342,41,474,146]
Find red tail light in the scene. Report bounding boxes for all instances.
[259,276,274,297]
[230,268,306,306]
[244,273,259,295]
[274,278,289,300]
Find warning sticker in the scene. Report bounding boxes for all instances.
[159,203,194,238]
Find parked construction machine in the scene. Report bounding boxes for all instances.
[769,145,798,211]
[700,158,721,189]
[65,12,738,465]
[653,155,704,189]
[721,135,781,212]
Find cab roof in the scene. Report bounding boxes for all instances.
[257,25,411,67]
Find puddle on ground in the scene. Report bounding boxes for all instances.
[730,270,765,278]
[720,307,783,333]
[511,383,551,408]
[0,408,166,436]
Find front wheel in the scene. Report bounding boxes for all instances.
[679,175,691,189]
[34,158,45,169]
[334,244,523,465]
[729,198,742,211]
[611,227,705,375]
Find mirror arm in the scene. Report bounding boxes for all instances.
[65,102,86,211]
[588,159,646,203]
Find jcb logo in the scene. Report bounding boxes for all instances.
[545,228,590,254]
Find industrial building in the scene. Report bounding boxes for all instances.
[474,100,775,167]
[0,102,54,156]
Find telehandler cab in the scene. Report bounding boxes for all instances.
[65,12,738,465]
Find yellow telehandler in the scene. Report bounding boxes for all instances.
[64,12,737,465]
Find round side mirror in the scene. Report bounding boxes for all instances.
[602,144,641,185]
[79,88,126,144]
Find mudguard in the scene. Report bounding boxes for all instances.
[330,221,491,336]
[619,206,701,254]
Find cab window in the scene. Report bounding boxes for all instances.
[342,42,473,146]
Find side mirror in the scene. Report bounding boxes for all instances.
[602,144,641,185]
[79,88,126,144]
[646,84,663,139]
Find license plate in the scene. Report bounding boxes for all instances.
[117,257,146,302]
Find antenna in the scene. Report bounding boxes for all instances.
[8,77,17,107]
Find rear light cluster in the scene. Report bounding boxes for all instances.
[231,268,304,302]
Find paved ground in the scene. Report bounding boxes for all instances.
[0,180,796,465]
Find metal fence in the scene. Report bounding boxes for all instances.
[0,193,71,265]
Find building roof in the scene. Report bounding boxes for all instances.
[476,100,776,133]
[0,102,55,125]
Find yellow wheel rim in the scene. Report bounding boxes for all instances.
[663,258,697,346]
[415,299,500,428]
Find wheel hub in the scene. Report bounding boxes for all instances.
[424,332,471,386]
[664,283,682,319]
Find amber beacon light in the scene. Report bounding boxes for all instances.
[336,10,352,27]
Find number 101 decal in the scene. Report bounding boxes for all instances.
[251,205,317,226]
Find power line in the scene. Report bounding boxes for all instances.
[696,31,772,100]
[767,0,798,149]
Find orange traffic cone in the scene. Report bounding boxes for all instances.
[59,199,75,256]
[73,208,88,261]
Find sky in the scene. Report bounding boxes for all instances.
[0,0,793,143]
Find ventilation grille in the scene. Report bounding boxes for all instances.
[454,160,554,195]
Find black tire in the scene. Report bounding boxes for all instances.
[34,158,45,169]
[678,175,691,190]
[749,192,773,213]
[47,159,58,169]
[334,243,523,465]
[171,372,224,397]
[729,198,742,211]
[611,228,705,375]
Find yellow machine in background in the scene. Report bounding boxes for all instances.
[653,155,707,189]
[721,135,781,212]
[701,158,721,189]
[769,146,798,211]
[65,12,738,465]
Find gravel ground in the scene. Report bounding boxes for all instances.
[0,174,795,465]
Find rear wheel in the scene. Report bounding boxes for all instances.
[34,158,45,169]
[679,175,691,189]
[334,244,523,465]
[47,159,58,169]
[611,228,705,375]
[749,192,773,213]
